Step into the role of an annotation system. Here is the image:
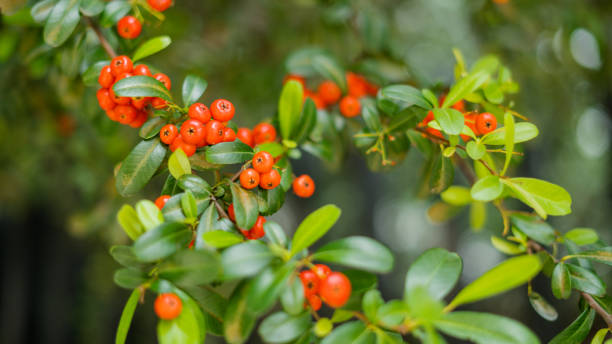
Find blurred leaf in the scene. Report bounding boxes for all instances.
[162,192,209,222]
[406,287,444,322]
[510,214,555,245]
[466,141,486,160]
[181,74,207,106]
[133,36,172,62]
[405,248,462,300]
[82,60,108,86]
[258,311,311,344]
[206,141,254,164]
[189,151,223,171]
[564,228,599,246]
[430,151,453,194]
[133,222,191,262]
[502,112,515,175]
[471,175,503,202]
[43,0,80,47]
[528,292,558,321]
[321,321,373,344]
[281,275,304,316]
[591,329,609,344]
[115,288,139,344]
[158,249,220,285]
[180,190,197,218]
[139,117,166,139]
[157,297,205,344]
[313,236,393,273]
[470,201,487,231]
[549,308,595,344]
[278,80,304,140]
[117,204,144,240]
[490,236,525,255]
[484,82,504,104]
[230,183,258,230]
[203,230,243,248]
[180,285,227,336]
[311,53,346,92]
[168,148,191,179]
[110,245,148,270]
[440,186,472,206]
[344,270,377,293]
[481,122,539,146]
[551,263,572,300]
[224,282,256,344]
[114,268,148,289]
[100,0,130,27]
[566,263,606,296]
[195,204,217,249]
[113,75,172,101]
[379,85,432,109]
[362,100,382,131]
[442,71,489,108]
[433,108,464,135]
[254,142,285,157]
[503,178,572,219]
[292,98,317,143]
[135,200,164,231]
[79,0,104,16]
[362,290,384,322]
[377,300,410,327]
[221,241,274,279]
[31,0,57,23]
[247,264,295,314]
[565,247,612,266]
[290,204,341,256]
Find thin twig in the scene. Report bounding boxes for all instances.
[84,16,117,59]
[210,196,230,220]
[581,292,612,329]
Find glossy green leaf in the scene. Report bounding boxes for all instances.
[406,286,444,322]
[202,230,243,248]
[258,187,285,216]
[290,204,341,256]
[313,236,393,273]
[510,214,555,245]
[279,79,304,139]
[502,112,515,175]
[434,311,539,344]
[110,245,149,270]
[221,241,274,279]
[321,321,373,344]
[180,190,197,218]
[405,248,462,300]
[115,288,140,344]
[189,151,223,171]
[206,141,254,164]
[433,108,464,135]
[100,0,130,27]
[377,300,410,327]
[281,275,305,316]
[247,264,295,314]
[528,292,558,321]
[258,311,311,344]
[230,183,259,230]
[442,70,490,108]
[178,174,210,195]
[255,142,285,158]
[566,263,606,296]
[158,249,220,285]
[116,138,167,195]
[181,74,208,106]
[114,268,148,289]
[565,247,612,266]
[133,36,172,62]
[117,204,145,240]
[549,308,595,344]
[179,285,226,336]
[564,228,599,246]
[471,175,504,202]
[162,192,209,222]
[194,204,217,249]
[43,0,80,47]
[292,97,317,143]
[379,85,432,109]
[224,282,257,344]
[135,200,164,231]
[503,178,572,219]
[31,0,57,23]
[79,0,104,16]
[449,255,542,309]
[466,140,486,160]
[139,117,166,139]
[591,329,609,344]
[551,262,572,299]
[481,122,539,146]
[133,222,191,262]
[344,270,378,293]
[168,148,191,179]
[113,75,172,101]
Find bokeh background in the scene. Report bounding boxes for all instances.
[1,0,611,343]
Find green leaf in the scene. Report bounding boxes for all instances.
[113,75,172,101]
[549,308,595,344]
[565,247,612,266]
[470,201,487,231]
[510,214,555,245]
[440,186,472,206]
[434,311,539,344]
[591,329,609,344]
[321,321,374,344]
[405,248,462,300]
[471,175,504,202]
[79,0,104,16]
[158,249,220,285]
[481,122,539,145]
[264,221,287,248]
[377,300,410,327]
[278,79,304,140]
[115,139,166,196]
[110,245,149,270]
[221,241,274,279]
[313,236,393,273]
[115,289,140,344]
[194,204,217,249]
[363,290,384,322]
[180,190,197,218]
[566,263,607,296]
[168,148,191,179]
[247,264,295,314]
[551,263,572,299]
[82,60,108,86]
[43,0,80,47]
[162,192,210,222]
[258,312,311,344]
[31,0,57,23]
[224,282,257,344]
[466,141,486,160]
[114,268,148,289]
[406,286,444,322]
[280,275,304,315]
[132,222,192,262]
[290,204,341,256]
[189,151,223,171]
[528,292,558,321]
[483,82,504,104]
[157,297,205,344]
[449,255,542,309]
[230,183,259,230]
[135,200,164,231]
[203,230,243,248]
[433,108,464,135]
[564,228,599,246]
[179,285,226,336]
[430,151,454,194]
[442,70,490,108]
[100,0,130,27]
[139,117,166,139]
[490,236,525,255]
[181,74,208,106]
[362,101,382,131]
[206,141,254,164]
[311,53,347,92]
[132,36,172,62]
[117,204,145,240]
[501,112,515,175]
[292,98,317,143]
[379,85,432,109]
[387,107,422,132]
[258,187,285,216]
[178,174,210,195]
[503,178,572,219]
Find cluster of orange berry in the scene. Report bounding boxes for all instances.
[116,0,172,40]
[300,264,351,311]
[239,151,281,190]
[284,71,378,118]
[227,204,267,240]
[159,100,236,157]
[234,122,277,148]
[96,55,170,128]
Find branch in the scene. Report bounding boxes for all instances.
[581,292,612,329]
[210,196,230,220]
[84,16,117,59]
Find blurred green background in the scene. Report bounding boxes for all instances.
[1,0,611,343]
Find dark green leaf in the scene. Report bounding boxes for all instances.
[189,151,223,171]
[206,141,254,164]
[292,98,317,143]
[551,263,572,299]
[100,0,131,27]
[565,247,612,266]
[158,249,220,285]
[230,183,259,230]
[405,248,462,300]
[281,276,304,316]
[31,0,57,23]
[115,139,166,196]
[110,245,149,270]
[313,236,393,273]
[79,0,104,16]
[224,282,257,344]
[510,214,555,246]
[139,117,166,140]
[133,36,172,62]
[258,311,311,344]
[321,321,373,344]
[279,80,304,139]
[344,270,378,293]
[290,204,341,256]
[114,268,148,289]
[379,85,432,109]
[180,285,227,336]
[566,263,606,296]
[258,187,285,216]
[162,192,210,222]
[133,222,191,262]
[247,264,295,314]
[430,151,454,194]
[221,241,274,279]
[442,71,490,108]
[178,174,210,195]
[549,308,595,344]
[387,107,423,132]
[113,75,172,101]
[195,204,217,249]
[181,74,208,106]
[115,289,140,344]
[43,0,80,47]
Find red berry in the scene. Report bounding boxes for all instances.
[319,272,351,308]
[154,293,182,320]
[240,168,260,189]
[160,124,179,144]
[169,134,184,152]
[299,270,320,297]
[129,111,147,128]
[117,16,142,39]
[205,120,224,145]
[311,264,331,280]
[180,119,206,145]
[253,123,276,145]
[318,81,341,105]
[236,128,254,147]
[339,96,361,117]
[228,203,235,221]
[223,127,236,142]
[210,99,235,122]
[252,151,274,173]
[293,174,315,198]
[283,74,306,88]
[98,65,114,88]
[305,92,325,110]
[461,113,479,141]
[110,55,133,77]
[259,169,281,190]
[476,112,497,135]
[147,0,172,12]
[109,87,131,105]
[96,88,115,111]
[152,97,167,109]
[115,105,138,124]
[133,64,152,77]
[306,294,322,311]
[346,72,368,98]
[188,103,211,123]
[106,109,119,121]
[154,73,171,90]
[179,141,196,157]
[131,96,148,110]
[155,195,171,209]
[249,216,266,239]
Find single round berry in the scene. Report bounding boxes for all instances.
[319,272,351,308]
[210,99,235,122]
[476,112,497,135]
[147,0,172,12]
[154,293,182,320]
[339,96,361,117]
[188,103,211,123]
[306,294,322,311]
[346,72,368,98]
[115,105,138,124]
[155,195,171,209]
[117,16,142,39]
[106,109,119,121]
[252,151,274,173]
[228,203,235,221]
[169,134,184,152]
[240,168,260,189]
[293,174,315,198]
[236,128,254,147]
[311,264,331,281]
[160,124,179,144]
[299,270,320,297]
[223,127,236,142]
[133,64,152,77]
[253,123,277,145]
[98,65,114,88]
[249,216,266,239]
[180,119,206,145]
[153,73,171,90]
[129,111,147,128]
[96,88,115,111]
[318,80,341,105]
[110,55,133,77]
[259,169,281,190]
[205,120,224,145]
[179,141,196,157]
